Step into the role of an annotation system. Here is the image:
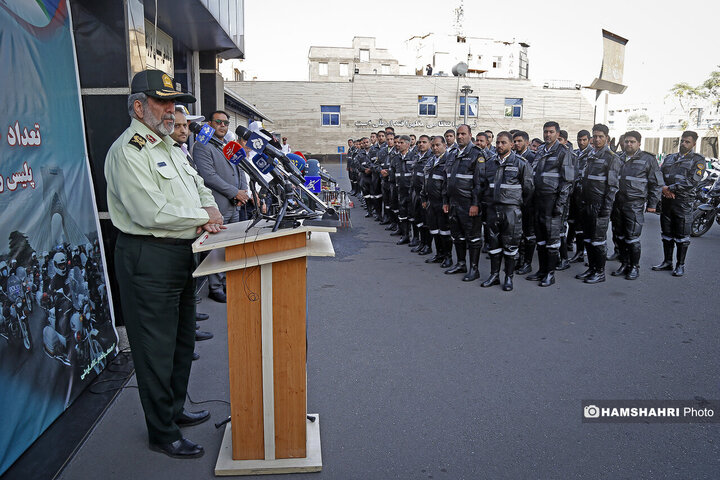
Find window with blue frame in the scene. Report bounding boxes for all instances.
[459,96,478,117]
[504,98,523,118]
[321,105,340,126]
[418,95,437,116]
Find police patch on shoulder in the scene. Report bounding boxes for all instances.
[477,158,485,163]
[129,134,146,150]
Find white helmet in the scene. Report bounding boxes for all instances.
[53,252,68,276]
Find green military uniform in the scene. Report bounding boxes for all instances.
[106,107,217,444]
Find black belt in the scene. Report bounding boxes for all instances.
[120,232,195,246]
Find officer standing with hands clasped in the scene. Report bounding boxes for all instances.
[105,70,226,459]
[478,132,534,291]
[443,124,485,281]
[527,121,575,287]
[652,131,706,276]
[609,130,663,280]
[574,124,621,284]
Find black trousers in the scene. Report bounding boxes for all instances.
[521,202,535,242]
[449,199,482,246]
[381,180,393,215]
[115,233,196,444]
[534,194,563,250]
[410,189,425,226]
[398,185,411,221]
[660,197,693,244]
[486,204,522,255]
[426,200,450,235]
[581,203,611,246]
[611,199,646,244]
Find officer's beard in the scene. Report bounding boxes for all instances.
[144,107,175,136]
[679,145,690,154]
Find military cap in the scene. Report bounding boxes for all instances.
[131,69,196,103]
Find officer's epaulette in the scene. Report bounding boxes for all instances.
[128,133,146,151]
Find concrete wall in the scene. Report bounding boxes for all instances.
[227,75,594,154]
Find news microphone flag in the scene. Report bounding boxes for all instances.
[195,124,215,145]
[305,176,321,193]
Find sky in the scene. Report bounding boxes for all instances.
[238,0,718,108]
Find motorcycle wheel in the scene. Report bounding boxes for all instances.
[25,293,33,312]
[20,319,32,351]
[691,209,715,237]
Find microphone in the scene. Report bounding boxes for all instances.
[235,125,305,180]
[318,170,336,184]
[188,122,272,192]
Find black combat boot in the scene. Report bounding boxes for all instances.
[426,235,444,263]
[557,236,570,270]
[611,242,628,277]
[445,242,467,274]
[575,245,595,280]
[481,253,502,287]
[379,209,391,225]
[502,254,515,291]
[584,245,606,284]
[652,239,675,271]
[607,238,620,261]
[625,242,641,280]
[569,234,585,263]
[526,245,545,281]
[418,228,433,255]
[516,240,535,275]
[463,247,481,282]
[396,221,410,245]
[408,224,420,247]
[440,237,454,268]
[672,241,689,277]
[539,249,557,287]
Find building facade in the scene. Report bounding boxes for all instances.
[308,36,400,82]
[227,74,594,155]
[403,33,529,79]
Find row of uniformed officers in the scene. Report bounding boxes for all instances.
[346,124,706,291]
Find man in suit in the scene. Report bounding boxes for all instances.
[193,110,250,303]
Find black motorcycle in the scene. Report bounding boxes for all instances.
[691,176,720,237]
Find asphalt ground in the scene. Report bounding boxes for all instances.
[52,164,720,480]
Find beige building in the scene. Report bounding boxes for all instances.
[308,36,400,82]
[227,74,594,155]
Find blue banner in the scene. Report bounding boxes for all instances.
[0,1,117,474]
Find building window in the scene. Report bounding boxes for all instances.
[504,98,523,118]
[359,49,370,62]
[493,56,502,69]
[319,62,328,76]
[519,51,528,79]
[321,105,340,126]
[418,95,437,116]
[340,63,349,76]
[381,64,390,75]
[460,96,478,117]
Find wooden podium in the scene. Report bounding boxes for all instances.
[192,219,335,476]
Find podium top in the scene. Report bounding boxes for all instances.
[192,219,336,253]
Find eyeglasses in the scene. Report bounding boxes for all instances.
[213,119,230,126]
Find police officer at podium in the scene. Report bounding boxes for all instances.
[105,70,225,459]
